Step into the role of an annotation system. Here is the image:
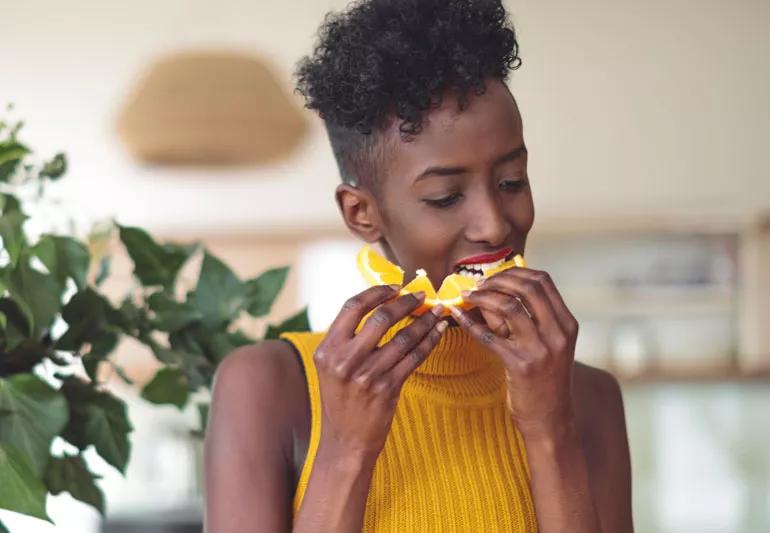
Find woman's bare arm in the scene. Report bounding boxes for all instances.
[204,342,296,532]
[204,342,378,533]
[291,438,378,531]
[522,367,633,533]
[581,367,634,533]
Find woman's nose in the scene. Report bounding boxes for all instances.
[465,198,512,246]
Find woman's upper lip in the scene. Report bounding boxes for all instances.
[454,247,513,267]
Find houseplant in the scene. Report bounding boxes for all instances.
[0,110,308,530]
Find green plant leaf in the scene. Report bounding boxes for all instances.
[0,193,22,213]
[0,141,29,182]
[45,454,104,516]
[226,328,255,348]
[94,255,111,287]
[5,254,63,337]
[200,330,240,363]
[196,328,252,364]
[148,291,203,332]
[56,289,113,351]
[190,402,210,439]
[161,328,214,388]
[0,374,68,476]
[60,383,132,474]
[140,335,187,366]
[141,368,189,409]
[0,210,27,268]
[105,361,134,386]
[39,153,66,180]
[0,442,50,522]
[198,403,209,432]
[81,329,119,382]
[0,297,30,352]
[264,307,311,339]
[118,225,195,289]
[244,266,289,317]
[167,326,205,357]
[188,252,245,328]
[31,235,90,291]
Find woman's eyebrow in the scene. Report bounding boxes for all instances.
[412,143,527,183]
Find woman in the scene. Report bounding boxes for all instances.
[204,1,633,531]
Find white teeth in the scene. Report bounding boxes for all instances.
[456,253,512,275]
[456,268,484,280]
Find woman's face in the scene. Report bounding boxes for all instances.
[375,79,534,291]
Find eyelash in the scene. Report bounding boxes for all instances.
[423,179,529,208]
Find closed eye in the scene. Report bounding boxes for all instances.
[500,178,529,191]
[423,179,528,209]
[423,192,462,208]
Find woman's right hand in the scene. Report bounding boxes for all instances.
[314,284,447,459]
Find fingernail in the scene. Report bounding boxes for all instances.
[431,303,444,316]
[436,320,448,333]
[476,278,486,286]
[388,284,402,291]
[413,291,426,301]
[449,306,462,317]
[461,290,472,298]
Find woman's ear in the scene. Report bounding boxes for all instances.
[335,183,384,242]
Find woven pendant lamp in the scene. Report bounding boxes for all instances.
[116,51,308,166]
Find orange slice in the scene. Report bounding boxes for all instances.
[483,254,527,277]
[355,245,527,317]
[356,244,404,286]
[399,268,439,315]
[435,273,477,311]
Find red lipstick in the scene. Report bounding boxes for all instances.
[455,247,513,267]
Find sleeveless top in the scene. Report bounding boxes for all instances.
[279,314,538,532]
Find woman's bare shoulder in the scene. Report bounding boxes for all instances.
[212,339,309,424]
[205,340,311,532]
[573,361,626,437]
[205,341,312,528]
[573,362,623,404]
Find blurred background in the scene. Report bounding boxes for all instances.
[1,0,769,532]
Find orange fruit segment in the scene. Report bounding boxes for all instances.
[483,254,527,277]
[435,273,477,311]
[355,244,527,317]
[356,244,404,286]
[399,268,439,315]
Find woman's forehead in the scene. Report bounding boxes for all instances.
[382,81,524,186]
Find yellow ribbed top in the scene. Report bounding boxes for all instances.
[280,314,538,532]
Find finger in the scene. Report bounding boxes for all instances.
[387,317,449,388]
[447,305,510,356]
[491,268,577,335]
[463,289,540,343]
[475,271,565,346]
[363,304,445,378]
[327,284,402,340]
[355,291,427,351]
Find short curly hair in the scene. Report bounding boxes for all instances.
[295,0,521,191]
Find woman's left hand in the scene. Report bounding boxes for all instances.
[450,268,579,439]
